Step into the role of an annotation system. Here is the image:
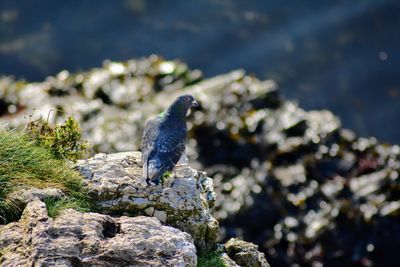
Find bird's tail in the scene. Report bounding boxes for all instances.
[146,160,167,186]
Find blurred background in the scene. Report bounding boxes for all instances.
[0,0,399,144]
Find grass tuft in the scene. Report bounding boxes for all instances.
[0,128,93,224]
[197,251,226,267]
[44,196,91,218]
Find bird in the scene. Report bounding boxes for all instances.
[141,95,199,186]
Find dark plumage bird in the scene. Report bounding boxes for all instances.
[141,95,199,185]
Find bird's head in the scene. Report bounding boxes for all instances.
[178,95,199,109]
[167,95,199,117]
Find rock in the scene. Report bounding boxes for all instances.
[75,151,218,250]
[0,199,197,267]
[349,168,390,197]
[220,253,240,267]
[225,238,270,267]
[8,187,64,206]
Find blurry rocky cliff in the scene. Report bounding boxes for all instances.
[1,56,399,267]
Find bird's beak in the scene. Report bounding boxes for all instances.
[191,100,199,109]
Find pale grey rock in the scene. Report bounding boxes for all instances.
[380,200,400,216]
[8,187,64,205]
[154,210,167,223]
[75,151,218,250]
[225,238,270,267]
[0,199,197,267]
[273,164,306,187]
[220,252,240,267]
[144,206,155,216]
[350,168,390,197]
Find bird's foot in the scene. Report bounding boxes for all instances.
[146,178,160,187]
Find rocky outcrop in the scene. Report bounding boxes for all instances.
[75,151,218,250]
[0,152,270,267]
[0,200,197,267]
[0,152,269,267]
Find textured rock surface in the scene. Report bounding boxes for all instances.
[8,187,64,206]
[0,200,197,267]
[75,151,218,250]
[225,238,270,267]
[220,252,240,267]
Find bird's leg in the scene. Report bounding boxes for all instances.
[146,178,158,186]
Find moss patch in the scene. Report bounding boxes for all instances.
[0,129,93,224]
[160,170,173,184]
[197,251,226,267]
[26,116,89,162]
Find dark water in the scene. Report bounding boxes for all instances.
[1,0,399,143]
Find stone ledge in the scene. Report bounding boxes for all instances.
[75,151,219,250]
[0,200,197,267]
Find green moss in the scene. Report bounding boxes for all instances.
[163,171,172,179]
[0,129,93,224]
[160,171,173,184]
[26,116,89,162]
[197,251,226,267]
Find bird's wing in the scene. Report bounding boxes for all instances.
[141,116,162,178]
[146,127,187,184]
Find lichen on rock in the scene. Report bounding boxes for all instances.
[225,238,270,267]
[8,187,64,207]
